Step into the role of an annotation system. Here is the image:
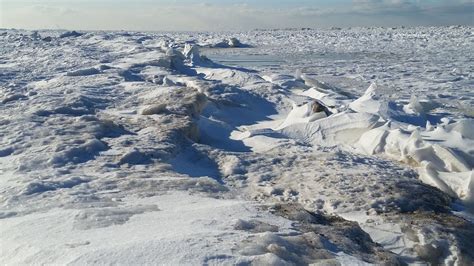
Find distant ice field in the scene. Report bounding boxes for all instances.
[198,26,474,118]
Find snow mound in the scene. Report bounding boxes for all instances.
[445,119,474,139]
[280,112,381,147]
[211,38,250,48]
[357,122,473,203]
[280,80,474,205]
[183,43,203,64]
[349,83,387,115]
[404,95,439,115]
[237,77,473,208]
[275,101,328,130]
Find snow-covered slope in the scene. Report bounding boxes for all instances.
[0,28,473,265]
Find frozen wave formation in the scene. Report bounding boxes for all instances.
[0,29,473,265]
[326,82,472,207]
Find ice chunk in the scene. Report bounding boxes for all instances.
[445,119,474,139]
[59,31,83,38]
[2,93,27,104]
[66,67,100,77]
[30,31,41,39]
[357,122,391,155]
[219,155,244,176]
[349,83,388,116]
[280,112,381,147]
[404,95,439,115]
[211,38,250,48]
[276,101,328,130]
[432,144,471,172]
[183,43,202,64]
[357,123,473,202]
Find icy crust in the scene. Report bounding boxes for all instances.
[1,29,473,265]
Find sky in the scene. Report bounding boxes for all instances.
[0,0,473,31]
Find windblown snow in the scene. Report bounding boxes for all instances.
[1,27,473,265]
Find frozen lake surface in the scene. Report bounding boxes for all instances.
[200,26,474,118]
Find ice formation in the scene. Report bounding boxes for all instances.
[208,37,250,48]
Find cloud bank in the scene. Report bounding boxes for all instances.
[0,0,472,30]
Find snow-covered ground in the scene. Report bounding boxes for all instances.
[0,27,473,265]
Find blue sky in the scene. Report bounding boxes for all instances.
[1,0,472,30]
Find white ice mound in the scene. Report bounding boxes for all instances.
[349,83,388,116]
[357,121,392,155]
[359,126,472,171]
[300,88,347,109]
[419,163,473,201]
[183,43,202,64]
[211,38,249,48]
[296,75,353,112]
[277,77,474,204]
[357,122,474,202]
[445,118,474,139]
[299,74,334,92]
[275,101,328,130]
[403,95,439,115]
[279,112,380,147]
[261,74,306,89]
[301,88,332,101]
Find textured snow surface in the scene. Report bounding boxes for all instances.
[1,28,473,265]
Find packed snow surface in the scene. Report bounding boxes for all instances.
[1,27,473,265]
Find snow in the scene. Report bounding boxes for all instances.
[0,192,294,265]
[1,27,473,265]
